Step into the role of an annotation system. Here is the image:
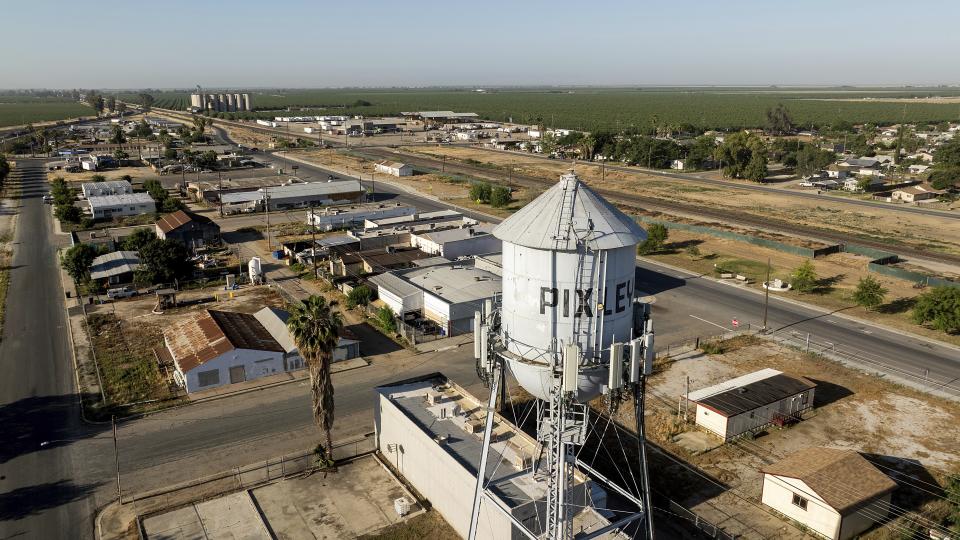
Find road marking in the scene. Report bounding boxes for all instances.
[689,315,729,331]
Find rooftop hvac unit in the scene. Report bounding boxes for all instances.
[394,497,411,517]
[426,391,443,405]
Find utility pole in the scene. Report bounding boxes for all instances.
[264,184,272,251]
[112,416,122,502]
[762,257,771,332]
[218,173,224,217]
[309,208,317,278]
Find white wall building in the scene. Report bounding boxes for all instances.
[375,161,413,177]
[688,368,816,441]
[164,307,359,394]
[87,193,156,219]
[409,224,501,259]
[761,447,896,540]
[307,203,416,231]
[375,374,620,540]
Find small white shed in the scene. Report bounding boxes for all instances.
[375,161,413,177]
[688,368,816,441]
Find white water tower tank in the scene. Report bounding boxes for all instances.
[493,172,646,401]
[248,256,262,283]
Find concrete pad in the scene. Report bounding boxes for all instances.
[673,430,723,455]
[194,492,271,540]
[142,505,207,540]
[251,456,416,539]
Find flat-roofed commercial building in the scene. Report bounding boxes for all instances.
[81,180,133,198]
[410,224,500,259]
[375,373,622,539]
[87,192,155,219]
[219,180,364,213]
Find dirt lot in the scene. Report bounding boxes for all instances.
[642,229,960,347]
[638,336,960,539]
[47,165,159,184]
[407,145,960,258]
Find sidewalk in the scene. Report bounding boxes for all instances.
[185,357,368,402]
[415,333,474,354]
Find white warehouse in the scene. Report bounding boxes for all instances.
[409,224,501,259]
[375,161,413,177]
[87,193,156,219]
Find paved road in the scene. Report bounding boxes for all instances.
[0,160,104,539]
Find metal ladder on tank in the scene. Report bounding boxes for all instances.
[552,176,578,249]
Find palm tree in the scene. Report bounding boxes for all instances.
[286,295,343,465]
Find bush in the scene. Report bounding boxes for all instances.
[912,286,960,333]
[852,276,887,310]
[490,186,512,208]
[638,223,668,255]
[790,260,818,293]
[699,341,724,355]
[55,203,82,223]
[346,285,372,309]
[469,182,492,203]
[375,305,396,333]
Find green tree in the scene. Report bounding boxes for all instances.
[764,103,794,135]
[795,145,835,177]
[346,285,372,308]
[109,125,126,144]
[115,101,127,115]
[638,222,668,255]
[60,244,99,282]
[684,135,717,170]
[50,176,74,205]
[121,228,157,251]
[55,203,82,223]
[790,261,818,293]
[130,120,152,138]
[715,132,766,179]
[136,238,193,285]
[856,176,874,192]
[929,167,960,190]
[912,286,960,333]
[744,152,768,182]
[138,93,155,110]
[286,295,344,466]
[490,186,512,208]
[935,137,960,168]
[113,149,129,162]
[852,276,887,310]
[105,96,116,111]
[163,148,178,160]
[469,182,492,203]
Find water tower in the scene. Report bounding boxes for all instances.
[470,171,656,540]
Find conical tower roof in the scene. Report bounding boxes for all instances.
[493,171,646,251]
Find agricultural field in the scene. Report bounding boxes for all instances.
[0,96,94,128]
[138,87,960,131]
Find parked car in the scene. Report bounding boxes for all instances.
[42,194,54,204]
[107,286,137,299]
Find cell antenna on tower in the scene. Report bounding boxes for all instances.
[470,171,656,540]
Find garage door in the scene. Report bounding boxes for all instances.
[229,365,246,384]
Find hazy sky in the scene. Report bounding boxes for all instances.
[5,0,960,89]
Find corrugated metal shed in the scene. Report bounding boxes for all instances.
[493,172,646,251]
[89,250,141,280]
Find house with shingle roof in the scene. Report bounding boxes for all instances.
[761,447,897,540]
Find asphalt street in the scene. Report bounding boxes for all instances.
[0,160,105,539]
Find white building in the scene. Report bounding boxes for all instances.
[307,203,416,231]
[670,159,688,170]
[369,271,423,318]
[87,193,156,219]
[843,176,884,192]
[163,307,359,394]
[687,368,816,441]
[81,180,133,199]
[761,447,896,540]
[404,262,502,336]
[375,373,622,540]
[375,161,413,177]
[219,180,364,212]
[409,224,501,259]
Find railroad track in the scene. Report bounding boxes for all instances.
[150,106,957,266]
[357,146,960,266]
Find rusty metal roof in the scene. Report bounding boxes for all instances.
[156,210,215,234]
[165,310,283,373]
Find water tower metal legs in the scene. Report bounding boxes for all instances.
[468,363,502,540]
[635,379,656,540]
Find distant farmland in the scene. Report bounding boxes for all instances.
[143,87,960,131]
[0,99,94,128]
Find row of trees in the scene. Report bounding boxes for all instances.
[143,179,185,213]
[789,260,960,332]
[60,229,194,290]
